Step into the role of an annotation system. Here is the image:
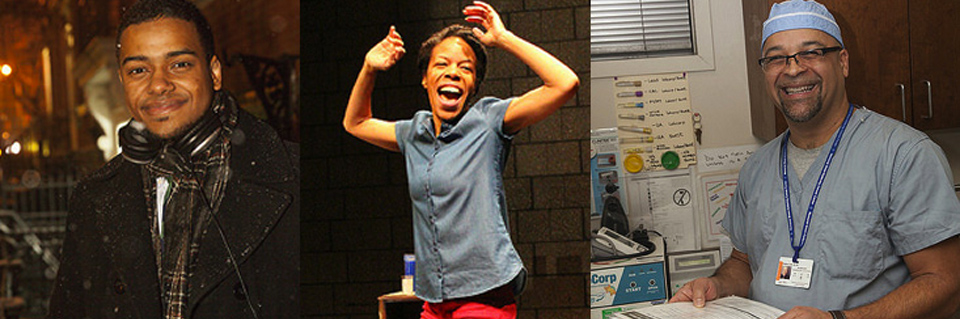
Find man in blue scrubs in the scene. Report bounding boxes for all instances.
[670,1,960,318]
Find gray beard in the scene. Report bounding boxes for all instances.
[777,90,823,123]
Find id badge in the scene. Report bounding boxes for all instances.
[774,257,813,289]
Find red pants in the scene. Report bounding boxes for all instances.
[420,284,517,319]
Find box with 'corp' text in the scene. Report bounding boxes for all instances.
[589,236,666,319]
[590,258,666,307]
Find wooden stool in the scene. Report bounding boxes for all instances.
[378,291,422,319]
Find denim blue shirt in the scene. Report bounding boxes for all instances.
[722,107,960,310]
[395,97,524,303]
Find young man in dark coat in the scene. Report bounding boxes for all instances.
[47,0,299,318]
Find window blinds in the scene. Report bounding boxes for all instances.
[591,0,694,61]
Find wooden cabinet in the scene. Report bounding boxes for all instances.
[744,0,960,140]
[907,1,960,130]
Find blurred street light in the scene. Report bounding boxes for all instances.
[7,141,21,155]
[1,64,10,76]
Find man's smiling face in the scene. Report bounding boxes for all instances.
[118,17,221,138]
[762,28,848,123]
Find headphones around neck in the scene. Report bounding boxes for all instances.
[118,92,262,319]
[119,95,226,165]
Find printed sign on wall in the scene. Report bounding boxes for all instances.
[612,72,696,173]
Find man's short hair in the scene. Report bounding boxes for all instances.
[116,0,216,61]
[418,25,488,95]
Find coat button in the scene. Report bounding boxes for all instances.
[233,282,247,301]
[114,279,125,294]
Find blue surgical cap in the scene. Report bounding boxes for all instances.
[762,0,843,50]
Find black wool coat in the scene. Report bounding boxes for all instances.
[48,109,299,319]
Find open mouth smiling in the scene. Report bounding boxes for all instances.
[781,83,818,96]
[437,85,464,107]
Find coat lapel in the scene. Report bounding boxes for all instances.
[188,178,291,303]
[188,111,296,311]
[94,161,163,318]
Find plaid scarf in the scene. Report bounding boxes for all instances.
[142,93,238,319]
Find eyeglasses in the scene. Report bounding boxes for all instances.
[758,46,842,72]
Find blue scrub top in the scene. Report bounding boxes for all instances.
[722,107,960,310]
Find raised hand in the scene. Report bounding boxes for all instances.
[463,1,508,47]
[365,26,406,71]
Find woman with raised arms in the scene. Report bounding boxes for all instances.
[342,2,579,318]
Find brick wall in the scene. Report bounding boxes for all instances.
[302,0,590,318]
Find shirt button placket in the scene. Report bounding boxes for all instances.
[430,140,445,289]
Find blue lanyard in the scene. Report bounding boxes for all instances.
[780,104,854,263]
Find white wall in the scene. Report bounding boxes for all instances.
[591,1,764,150]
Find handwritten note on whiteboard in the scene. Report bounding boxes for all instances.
[697,144,760,173]
[612,72,697,173]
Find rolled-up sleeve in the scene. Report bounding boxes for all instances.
[886,138,960,256]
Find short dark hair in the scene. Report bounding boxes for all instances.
[418,25,488,95]
[116,0,216,61]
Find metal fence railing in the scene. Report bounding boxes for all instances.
[0,172,76,318]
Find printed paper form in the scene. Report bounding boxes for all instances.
[613,72,697,172]
[627,173,698,253]
[610,296,785,319]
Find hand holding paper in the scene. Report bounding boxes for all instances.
[669,277,721,308]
